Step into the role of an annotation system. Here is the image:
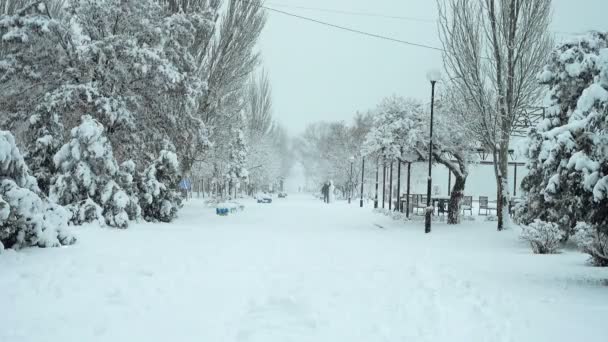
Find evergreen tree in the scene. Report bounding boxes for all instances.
[24,109,65,196]
[51,115,129,227]
[138,150,182,222]
[519,32,608,264]
[116,160,142,221]
[0,130,75,251]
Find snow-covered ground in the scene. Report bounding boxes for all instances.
[1,194,606,342]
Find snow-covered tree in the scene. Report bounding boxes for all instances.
[23,108,65,196]
[0,130,75,251]
[519,32,608,248]
[226,128,249,196]
[51,115,128,227]
[138,149,182,222]
[438,0,553,230]
[116,160,142,221]
[362,95,475,224]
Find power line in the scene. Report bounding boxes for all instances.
[264,1,435,23]
[239,1,445,52]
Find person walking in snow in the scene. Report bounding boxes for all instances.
[321,182,329,203]
[328,180,335,203]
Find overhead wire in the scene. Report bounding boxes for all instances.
[236,0,445,52]
[264,1,436,23]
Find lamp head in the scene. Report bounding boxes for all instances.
[426,69,442,83]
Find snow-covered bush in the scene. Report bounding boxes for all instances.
[0,131,75,251]
[51,115,128,227]
[139,150,182,222]
[574,223,608,266]
[520,220,564,254]
[116,160,142,221]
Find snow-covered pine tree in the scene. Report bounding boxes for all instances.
[0,130,75,251]
[23,109,65,196]
[138,149,182,222]
[116,160,142,221]
[519,32,608,240]
[51,115,129,228]
[519,32,608,264]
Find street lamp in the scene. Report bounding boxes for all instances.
[425,69,441,234]
[360,156,365,207]
[349,156,355,204]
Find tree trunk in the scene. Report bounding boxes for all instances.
[496,142,509,231]
[447,174,466,224]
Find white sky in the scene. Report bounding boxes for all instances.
[258,0,608,135]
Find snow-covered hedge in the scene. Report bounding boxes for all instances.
[574,223,608,266]
[139,150,182,222]
[0,131,75,251]
[520,220,564,254]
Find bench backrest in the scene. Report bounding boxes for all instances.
[463,196,472,206]
[479,196,488,208]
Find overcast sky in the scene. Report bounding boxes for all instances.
[258,0,608,135]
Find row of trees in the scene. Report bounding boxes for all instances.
[0,0,288,251]
[361,96,474,224]
[295,112,373,198]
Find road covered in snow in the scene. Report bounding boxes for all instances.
[1,194,607,342]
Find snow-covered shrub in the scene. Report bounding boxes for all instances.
[520,220,564,254]
[116,160,142,221]
[138,150,182,222]
[574,223,608,266]
[100,180,130,228]
[0,131,75,250]
[51,115,128,227]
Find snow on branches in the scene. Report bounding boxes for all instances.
[520,220,564,254]
[139,150,182,223]
[50,115,130,227]
[0,130,75,251]
[519,32,608,247]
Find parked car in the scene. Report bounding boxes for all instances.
[278,192,287,198]
[256,195,272,203]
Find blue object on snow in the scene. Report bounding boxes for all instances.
[179,179,192,190]
[216,208,229,216]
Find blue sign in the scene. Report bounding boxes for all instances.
[179,179,192,190]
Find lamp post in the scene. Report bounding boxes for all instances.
[349,156,355,204]
[360,156,365,207]
[374,154,379,208]
[425,69,441,234]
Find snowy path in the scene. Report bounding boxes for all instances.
[1,195,607,342]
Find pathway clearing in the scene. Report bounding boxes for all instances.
[1,194,607,342]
